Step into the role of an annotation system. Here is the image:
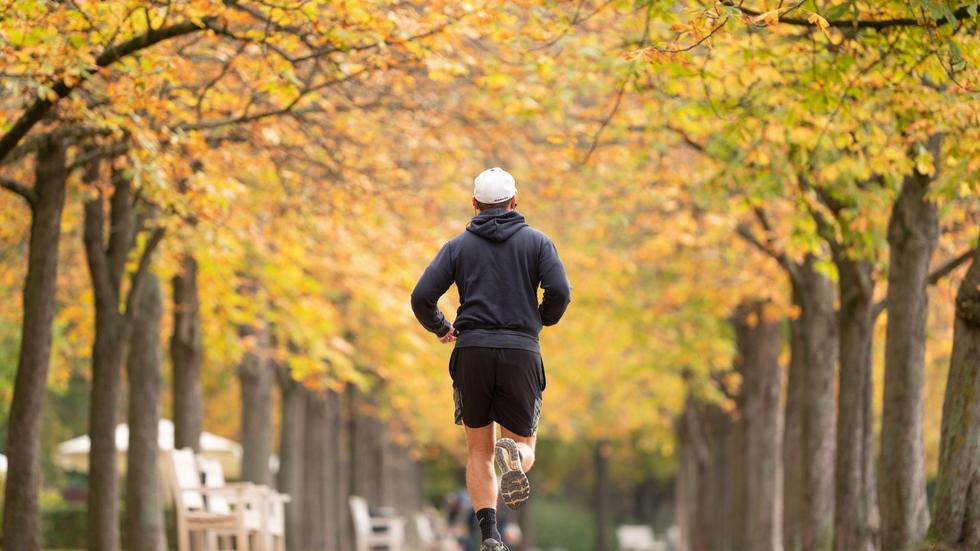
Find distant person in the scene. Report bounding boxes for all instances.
[446,488,477,551]
[412,167,572,551]
[495,494,523,548]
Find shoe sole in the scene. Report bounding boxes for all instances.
[495,438,529,509]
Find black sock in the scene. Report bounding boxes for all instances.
[476,508,500,541]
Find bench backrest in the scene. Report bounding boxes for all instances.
[414,513,435,544]
[170,448,205,511]
[349,495,372,537]
[616,525,657,549]
[198,457,232,514]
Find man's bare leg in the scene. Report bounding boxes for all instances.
[499,426,536,472]
[465,422,498,508]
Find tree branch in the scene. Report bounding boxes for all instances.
[928,247,977,285]
[0,19,211,164]
[1,178,37,207]
[67,142,130,172]
[728,2,977,30]
[124,227,166,322]
[83,190,116,307]
[106,174,136,293]
[796,173,844,256]
[664,124,707,152]
[1,126,114,167]
[871,248,976,320]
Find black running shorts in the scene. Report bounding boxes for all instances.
[449,346,546,437]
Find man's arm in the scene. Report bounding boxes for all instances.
[410,242,455,337]
[539,238,572,326]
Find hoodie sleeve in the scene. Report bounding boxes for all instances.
[410,242,455,336]
[538,237,572,326]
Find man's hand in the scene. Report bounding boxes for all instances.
[439,327,457,344]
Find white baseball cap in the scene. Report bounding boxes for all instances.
[473,167,517,204]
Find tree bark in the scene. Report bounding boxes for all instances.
[784,312,804,551]
[1,139,67,551]
[595,440,612,551]
[85,175,134,551]
[276,370,306,550]
[125,273,166,551]
[338,385,353,551]
[929,244,980,548]
[383,427,421,514]
[171,254,203,452]
[729,402,748,551]
[351,389,386,505]
[84,172,163,551]
[299,389,342,550]
[678,398,734,551]
[879,153,938,551]
[832,257,879,551]
[675,411,695,551]
[733,301,783,551]
[793,258,837,551]
[675,398,701,551]
[705,406,734,551]
[238,324,273,485]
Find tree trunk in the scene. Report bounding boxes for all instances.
[338,385,353,551]
[705,405,734,551]
[595,440,612,551]
[84,173,163,551]
[729,404,748,551]
[125,273,166,551]
[793,258,837,551]
[299,389,342,550]
[677,397,735,551]
[351,389,385,505]
[384,428,421,514]
[879,155,938,551]
[171,254,203,452]
[87,305,128,551]
[85,175,135,551]
[238,324,273,485]
[277,371,306,550]
[733,301,783,551]
[784,311,804,551]
[675,412,695,551]
[832,257,879,551]
[675,398,701,551]
[1,139,67,551]
[929,244,980,548]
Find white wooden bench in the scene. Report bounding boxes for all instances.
[349,495,405,551]
[169,447,264,551]
[414,510,461,551]
[616,524,666,551]
[169,448,290,551]
[199,456,289,551]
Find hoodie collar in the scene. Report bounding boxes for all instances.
[466,209,528,243]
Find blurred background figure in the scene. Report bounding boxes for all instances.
[446,488,478,551]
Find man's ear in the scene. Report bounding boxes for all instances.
[472,197,480,210]
[509,196,518,210]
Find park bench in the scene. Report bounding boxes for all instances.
[199,456,290,551]
[616,524,667,551]
[349,494,406,551]
[414,509,461,551]
[168,447,289,551]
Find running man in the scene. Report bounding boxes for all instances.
[411,167,572,551]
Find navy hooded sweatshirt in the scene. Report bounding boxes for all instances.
[410,209,572,353]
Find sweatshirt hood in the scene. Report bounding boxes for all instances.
[466,209,528,243]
